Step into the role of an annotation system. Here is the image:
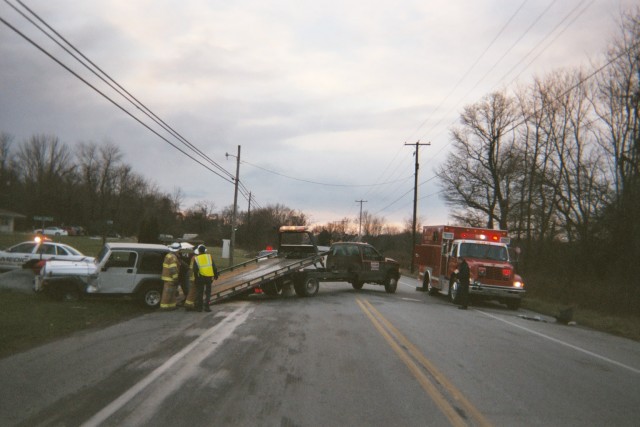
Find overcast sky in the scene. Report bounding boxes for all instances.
[0,0,634,229]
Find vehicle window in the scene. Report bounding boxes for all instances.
[8,243,36,253]
[96,246,110,263]
[450,243,459,257]
[345,245,360,257]
[60,245,82,256]
[38,244,57,255]
[108,251,137,268]
[138,252,164,274]
[362,246,380,260]
[56,246,71,256]
[332,246,347,256]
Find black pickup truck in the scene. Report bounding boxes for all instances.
[293,241,400,294]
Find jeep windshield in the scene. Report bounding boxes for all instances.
[459,243,509,261]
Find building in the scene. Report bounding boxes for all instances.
[0,208,26,233]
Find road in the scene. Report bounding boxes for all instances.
[1,276,639,426]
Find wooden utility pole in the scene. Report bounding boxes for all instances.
[405,141,430,273]
[355,199,367,240]
[226,145,241,266]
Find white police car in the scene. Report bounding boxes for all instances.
[0,237,92,272]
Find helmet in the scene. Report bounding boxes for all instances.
[168,242,181,252]
[196,244,207,254]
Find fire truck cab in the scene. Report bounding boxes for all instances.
[415,225,525,310]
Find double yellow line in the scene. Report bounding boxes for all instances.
[356,298,492,427]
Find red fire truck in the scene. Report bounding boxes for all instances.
[415,225,525,309]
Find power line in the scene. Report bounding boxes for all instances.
[0,13,236,185]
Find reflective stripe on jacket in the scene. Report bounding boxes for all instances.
[162,252,180,282]
[194,253,215,277]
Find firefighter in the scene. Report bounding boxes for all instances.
[160,242,182,310]
[457,257,470,310]
[184,244,219,312]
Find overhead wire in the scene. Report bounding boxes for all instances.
[0,13,236,185]
[5,0,236,182]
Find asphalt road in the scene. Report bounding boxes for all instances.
[1,277,639,426]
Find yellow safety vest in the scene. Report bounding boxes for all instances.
[195,253,215,277]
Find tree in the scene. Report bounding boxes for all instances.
[438,91,521,229]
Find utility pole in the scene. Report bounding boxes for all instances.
[226,145,241,267]
[405,141,430,273]
[355,199,367,240]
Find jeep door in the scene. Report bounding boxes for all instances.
[97,250,139,294]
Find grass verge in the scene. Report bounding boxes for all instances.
[522,297,640,342]
[0,289,145,359]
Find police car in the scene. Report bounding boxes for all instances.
[0,237,93,272]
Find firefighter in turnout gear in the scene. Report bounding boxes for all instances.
[160,242,182,310]
[184,244,219,312]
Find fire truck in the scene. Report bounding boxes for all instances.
[414,225,525,310]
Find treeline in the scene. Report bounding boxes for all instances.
[0,134,315,251]
[438,9,639,314]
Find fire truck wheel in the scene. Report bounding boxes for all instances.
[351,281,364,290]
[449,279,460,304]
[384,276,398,293]
[424,276,437,295]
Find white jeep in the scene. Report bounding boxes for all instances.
[35,242,170,308]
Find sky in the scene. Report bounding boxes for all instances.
[0,0,635,230]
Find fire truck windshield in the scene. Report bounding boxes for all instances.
[459,242,508,261]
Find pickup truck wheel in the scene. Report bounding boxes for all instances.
[351,281,364,290]
[384,276,398,293]
[140,285,162,308]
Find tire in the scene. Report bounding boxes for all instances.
[351,281,364,290]
[449,278,460,304]
[384,276,398,294]
[263,280,284,296]
[295,277,319,297]
[424,275,438,296]
[139,284,163,308]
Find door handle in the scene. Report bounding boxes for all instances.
[127,268,133,273]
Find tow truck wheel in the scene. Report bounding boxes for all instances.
[139,284,162,308]
[296,277,319,297]
[449,279,460,304]
[384,276,398,293]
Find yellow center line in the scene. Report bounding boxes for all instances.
[357,298,492,427]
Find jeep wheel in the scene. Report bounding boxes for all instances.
[384,276,398,294]
[140,285,163,308]
[294,277,319,297]
[351,281,364,290]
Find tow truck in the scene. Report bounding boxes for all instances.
[414,225,525,309]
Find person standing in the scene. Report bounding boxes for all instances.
[176,247,193,306]
[184,244,219,312]
[160,242,181,310]
[457,257,470,310]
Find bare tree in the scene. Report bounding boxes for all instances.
[438,91,521,229]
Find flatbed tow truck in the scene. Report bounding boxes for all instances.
[209,226,400,304]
